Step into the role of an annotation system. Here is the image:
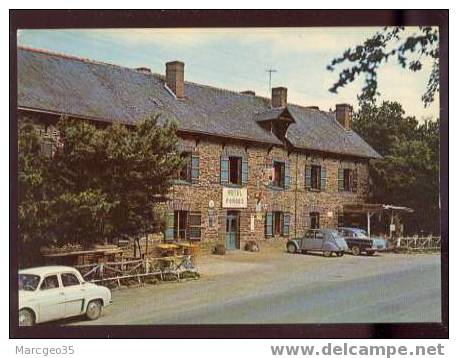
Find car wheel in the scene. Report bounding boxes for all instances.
[366,251,375,256]
[86,300,102,320]
[287,243,297,254]
[19,309,35,326]
[351,246,361,256]
[323,251,332,257]
[336,252,344,257]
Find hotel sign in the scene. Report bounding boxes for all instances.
[222,187,248,208]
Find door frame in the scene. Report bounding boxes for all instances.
[225,210,240,250]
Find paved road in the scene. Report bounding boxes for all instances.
[73,251,441,325]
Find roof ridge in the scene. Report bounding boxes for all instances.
[18,46,335,116]
[152,72,273,103]
[18,45,145,74]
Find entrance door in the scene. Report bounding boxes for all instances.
[225,211,239,250]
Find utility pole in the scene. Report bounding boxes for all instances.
[265,68,277,94]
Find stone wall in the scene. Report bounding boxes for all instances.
[171,135,370,249]
[19,111,371,249]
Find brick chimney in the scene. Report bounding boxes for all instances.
[271,87,287,108]
[166,61,185,98]
[336,103,353,130]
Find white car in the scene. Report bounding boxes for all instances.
[18,266,112,326]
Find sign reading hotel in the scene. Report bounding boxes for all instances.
[222,187,248,208]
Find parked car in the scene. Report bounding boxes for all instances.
[337,227,387,256]
[18,266,112,326]
[286,229,348,257]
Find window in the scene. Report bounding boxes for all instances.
[168,210,202,241]
[315,231,325,240]
[273,161,285,188]
[188,212,202,239]
[229,156,242,185]
[337,213,345,227]
[305,165,327,191]
[221,155,248,186]
[177,152,199,183]
[311,165,321,190]
[272,161,290,189]
[310,212,320,229]
[273,211,283,236]
[343,169,351,191]
[178,152,192,181]
[265,212,290,237]
[174,210,188,240]
[40,275,59,290]
[40,140,54,158]
[61,273,80,287]
[338,168,358,192]
[19,274,40,291]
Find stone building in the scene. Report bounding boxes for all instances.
[17,47,381,250]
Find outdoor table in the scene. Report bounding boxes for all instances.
[156,243,180,257]
[176,242,200,264]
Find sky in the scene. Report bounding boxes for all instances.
[17,27,439,121]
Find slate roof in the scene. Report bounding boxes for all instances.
[17,47,381,159]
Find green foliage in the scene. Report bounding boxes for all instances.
[18,121,52,266]
[18,114,183,265]
[327,27,439,106]
[353,101,440,234]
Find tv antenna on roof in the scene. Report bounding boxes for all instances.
[265,68,277,94]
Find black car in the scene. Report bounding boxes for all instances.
[337,227,387,256]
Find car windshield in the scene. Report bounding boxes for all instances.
[19,274,41,291]
[354,230,367,238]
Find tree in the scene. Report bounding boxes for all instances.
[18,120,51,266]
[47,118,115,248]
[352,101,418,157]
[352,101,440,234]
[102,117,183,244]
[18,114,183,265]
[327,27,439,106]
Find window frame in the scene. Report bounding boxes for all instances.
[272,161,286,188]
[310,165,321,191]
[269,211,290,237]
[273,211,283,236]
[61,272,81,287]
[309,212,320,229]
[227,156,242,185]
[178,151,193,182]
[188,211,202,240]
[172,210,202,241]
[40,274,60,290]
[343,168,351,192]
[174,210,189,240]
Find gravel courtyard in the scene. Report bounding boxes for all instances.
[71,241,442,325]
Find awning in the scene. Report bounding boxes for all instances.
[343,203,413,214]
[343,203,413,237]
